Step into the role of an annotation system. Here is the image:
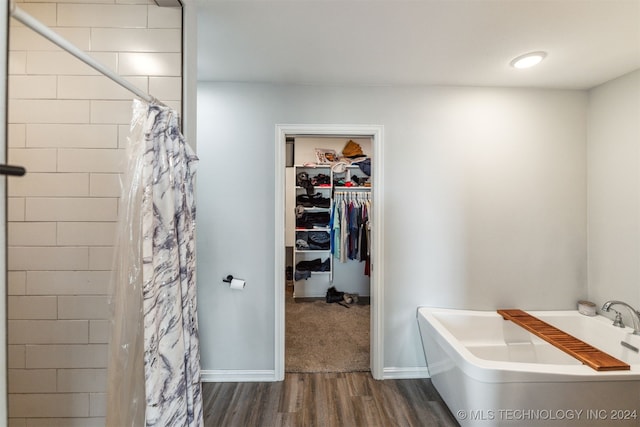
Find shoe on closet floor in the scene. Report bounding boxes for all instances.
[342,293,359,304]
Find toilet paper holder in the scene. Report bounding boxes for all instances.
[222,274,246,290]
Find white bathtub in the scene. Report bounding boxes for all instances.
[417,308,640,426]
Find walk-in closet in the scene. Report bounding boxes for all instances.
[284,136,373,373]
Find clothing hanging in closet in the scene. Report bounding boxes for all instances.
[331,191,371,275]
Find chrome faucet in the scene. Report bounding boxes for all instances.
[601,300,640,335]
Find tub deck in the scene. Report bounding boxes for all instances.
[498,309,630,371]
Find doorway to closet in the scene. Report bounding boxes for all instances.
[286,136,372,374]
[274,124,384,381]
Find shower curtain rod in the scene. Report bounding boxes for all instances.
[9,3,156,104]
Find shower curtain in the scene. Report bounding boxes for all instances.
[107,99,203,427]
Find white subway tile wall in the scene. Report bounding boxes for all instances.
[7,0,183,424]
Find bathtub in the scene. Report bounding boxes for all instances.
[417,308,640,426]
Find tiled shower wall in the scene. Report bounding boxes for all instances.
[7,1,182,424]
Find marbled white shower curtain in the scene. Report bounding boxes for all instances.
[107,99,203,427]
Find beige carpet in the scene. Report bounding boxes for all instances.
[285,291,370,373]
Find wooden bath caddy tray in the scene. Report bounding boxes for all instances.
[497,309,630,371]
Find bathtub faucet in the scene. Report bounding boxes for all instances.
[601,300,640,335]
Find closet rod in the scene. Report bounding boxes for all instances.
[9,3,156,104]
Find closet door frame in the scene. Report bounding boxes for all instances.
[274,124,385,380]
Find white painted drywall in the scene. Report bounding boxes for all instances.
[587,70,640,322]
[196,83,587,372]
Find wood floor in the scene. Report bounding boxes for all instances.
[202,372,460,427]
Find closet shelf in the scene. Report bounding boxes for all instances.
[334,186,371,190]
[300,207,330,212]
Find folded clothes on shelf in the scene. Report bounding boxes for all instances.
[294,258,330,280]
[296,193,330,208]
[295,258,330,272]
[296,211,330,229]
[295,231,330,250]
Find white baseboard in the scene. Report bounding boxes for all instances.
[383,366,430,379]
[201,370,278,382]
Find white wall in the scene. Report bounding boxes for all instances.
[587,70,640,322]
[196,83,588,373]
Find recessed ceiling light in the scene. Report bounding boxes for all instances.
[510,51,547,69]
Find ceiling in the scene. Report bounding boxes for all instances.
[192,0,640,90]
